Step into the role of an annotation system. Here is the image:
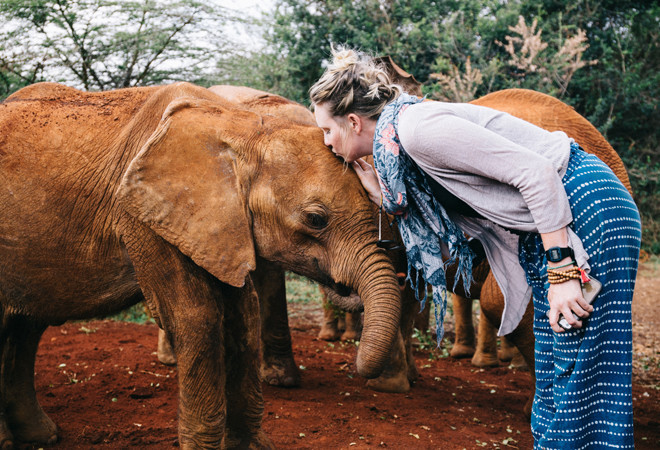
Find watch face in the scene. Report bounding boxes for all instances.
[547,246,573,262]
[549,248,561,261]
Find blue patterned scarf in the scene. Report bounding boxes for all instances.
[372,93,475,342]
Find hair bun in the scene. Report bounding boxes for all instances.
[309,45,402,119]
[330,47,360,73]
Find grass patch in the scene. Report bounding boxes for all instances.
[105,303,154,324]
[285,272,322,305]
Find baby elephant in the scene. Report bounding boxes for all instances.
[0,82,402,448]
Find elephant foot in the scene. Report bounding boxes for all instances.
[318,320,342,341]
[8,406,58,445]
[157,328,177,366]
[508,352,529,370]
[340,329,361,341]
[450,343,476,359]
[261,358,300,387]
[497,345,517,363]
[341,312,361,341]
[157,349,177,366]
[365,370,410,393]
[224,430,275,449]
[471,350,499,368]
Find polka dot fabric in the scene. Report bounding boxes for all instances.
[519,143,641,449]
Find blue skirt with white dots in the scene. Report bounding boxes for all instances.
[519,143,641,449]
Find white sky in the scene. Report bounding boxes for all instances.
[211,0,276,50]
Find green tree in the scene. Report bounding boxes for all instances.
[0,0,240,93]
[0,48,44,98]
[516,0,660,251]
[243,0,489,104]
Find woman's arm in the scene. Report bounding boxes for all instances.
[541,228,594,332]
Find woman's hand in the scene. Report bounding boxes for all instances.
[352,159,382,206]
[546,279,594,332]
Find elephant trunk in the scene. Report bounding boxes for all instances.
[351,251,402,379]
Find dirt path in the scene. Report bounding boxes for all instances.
[28,261,660,449]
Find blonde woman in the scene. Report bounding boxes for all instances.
[310,46,640,449]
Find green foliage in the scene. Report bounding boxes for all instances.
[0,0,240,93]
[105,303,154,324]
[284,272,322,304]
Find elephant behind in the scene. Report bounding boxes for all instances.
[0,82,402,448]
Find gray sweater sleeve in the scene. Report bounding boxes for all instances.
[398,104,573,233]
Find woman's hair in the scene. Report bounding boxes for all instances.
[309,46,402,120]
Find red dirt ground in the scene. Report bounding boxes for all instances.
[27,262,660,449]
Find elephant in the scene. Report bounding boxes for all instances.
[199,80,502,393]
[462,88,633,414]
[180,84,417,392]
[0,82,403,448]
[153,83,368,380]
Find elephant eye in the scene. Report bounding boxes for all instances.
[305,212,328,230]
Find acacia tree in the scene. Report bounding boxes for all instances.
[0,0,241,93]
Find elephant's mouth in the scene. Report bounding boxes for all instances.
[333,282,352,297]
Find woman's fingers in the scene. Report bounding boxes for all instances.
[575,295,594,316]
[351,159,381,205]
[547,308,565,333]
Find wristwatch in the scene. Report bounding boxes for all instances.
[545,246,575,263]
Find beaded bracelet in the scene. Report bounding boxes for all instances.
[547,267,582,285]
[548,267,589,284]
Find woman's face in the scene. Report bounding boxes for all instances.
[314,103,373,163]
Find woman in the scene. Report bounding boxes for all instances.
[309,47,641,449]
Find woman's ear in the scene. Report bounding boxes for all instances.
[347,113,362,134]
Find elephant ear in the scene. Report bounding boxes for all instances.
[117,97,259,287]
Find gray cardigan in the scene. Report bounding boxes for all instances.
[398,101,590,335]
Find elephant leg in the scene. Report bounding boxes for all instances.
[509,347,529,370]
[223,279,274,449]
[318,289,343,341]
[124,229,260,448]
[471,311,499,367]
[480,271,535,418]
[498,336,528,369]
[253,260,300,388]
[450,294,476,359]
[402,285,421,384]
[497,334,517,362]
[1,315,57,445]
[340,311,362,341]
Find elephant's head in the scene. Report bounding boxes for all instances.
[117,95,401,378]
